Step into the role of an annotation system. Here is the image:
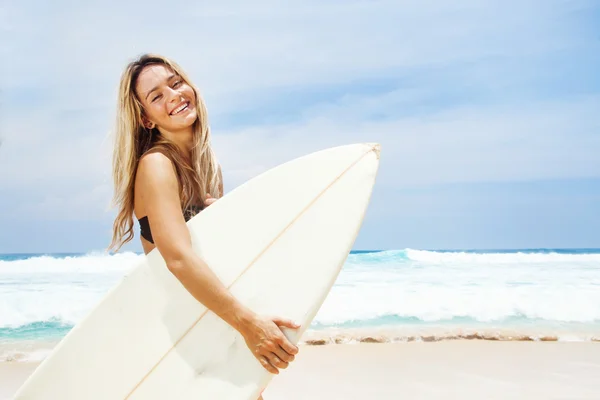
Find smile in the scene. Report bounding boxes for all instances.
[170,101,190,115]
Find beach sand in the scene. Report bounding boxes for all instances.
[2,341,600,399]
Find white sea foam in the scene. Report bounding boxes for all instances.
[0,252,141,328]
[0,250,599,331]
[1,250,600,362]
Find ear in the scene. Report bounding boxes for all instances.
[141,116,155,130]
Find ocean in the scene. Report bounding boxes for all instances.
[1,249,599,362]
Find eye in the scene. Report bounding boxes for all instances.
[173,80,182,88]
[152,94,162,102]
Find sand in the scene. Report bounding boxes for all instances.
[2,342,600,399]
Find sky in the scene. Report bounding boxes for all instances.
[1,0,599,253]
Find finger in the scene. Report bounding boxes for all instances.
[272,344,295,363]
[204,198,217,206]
[273,317,301,330]
[275,333,299,356]
[259,356,278,374]
[268,352,289,370]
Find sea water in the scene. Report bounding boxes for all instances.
[1,249,599,361]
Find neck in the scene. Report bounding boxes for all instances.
[158,127,194,159]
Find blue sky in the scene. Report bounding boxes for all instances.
[1,0,599,253]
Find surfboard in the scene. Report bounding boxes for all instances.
[14,142,381,399]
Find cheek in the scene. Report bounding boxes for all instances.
[147,103,168,121]
[184,86,196,102]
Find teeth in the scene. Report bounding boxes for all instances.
[172,102,188,115]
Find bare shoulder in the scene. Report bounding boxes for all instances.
[138,151,175,179]
[134,151,192,258]
[134,150,181,218]
[136,151,178,192]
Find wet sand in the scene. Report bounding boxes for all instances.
[3,342,600,399]
[265,341,600,399]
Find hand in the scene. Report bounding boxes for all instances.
[204,194,218,207]
[238,314,301,374]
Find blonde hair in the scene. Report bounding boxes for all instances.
[108,53,222,252]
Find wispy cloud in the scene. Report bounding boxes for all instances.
[1,0,599,251]
[214,93,600,187]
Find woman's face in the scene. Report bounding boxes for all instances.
[135,64,197,133]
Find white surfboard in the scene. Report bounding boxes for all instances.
[14,142,381,399]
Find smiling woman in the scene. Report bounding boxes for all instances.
[109,55,220,254]
[107,54,300,399]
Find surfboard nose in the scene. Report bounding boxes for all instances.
[365,142,381,159]
[372,143,381,154]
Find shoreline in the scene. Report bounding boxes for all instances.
[3,325,600,363]
[299,324,600,345]
[3,341,600,399]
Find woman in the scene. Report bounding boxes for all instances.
[108,53,299,398]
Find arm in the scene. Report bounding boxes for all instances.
[136,152,253,331]
[136,152,300,375]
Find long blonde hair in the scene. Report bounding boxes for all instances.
[108,53,222,252]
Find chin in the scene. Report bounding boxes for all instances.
[185,111,199,127]
[172,112,198,131]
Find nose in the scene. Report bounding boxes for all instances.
[167,87,183,103]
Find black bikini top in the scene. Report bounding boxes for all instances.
[138,204,203,244]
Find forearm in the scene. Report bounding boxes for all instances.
[166,250,255,332]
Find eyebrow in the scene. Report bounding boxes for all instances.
[145,74,178,100]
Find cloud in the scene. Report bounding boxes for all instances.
[13,184,113,222]
[213,93,600,188]
[4,91,598,222]
[1,0,599,229]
